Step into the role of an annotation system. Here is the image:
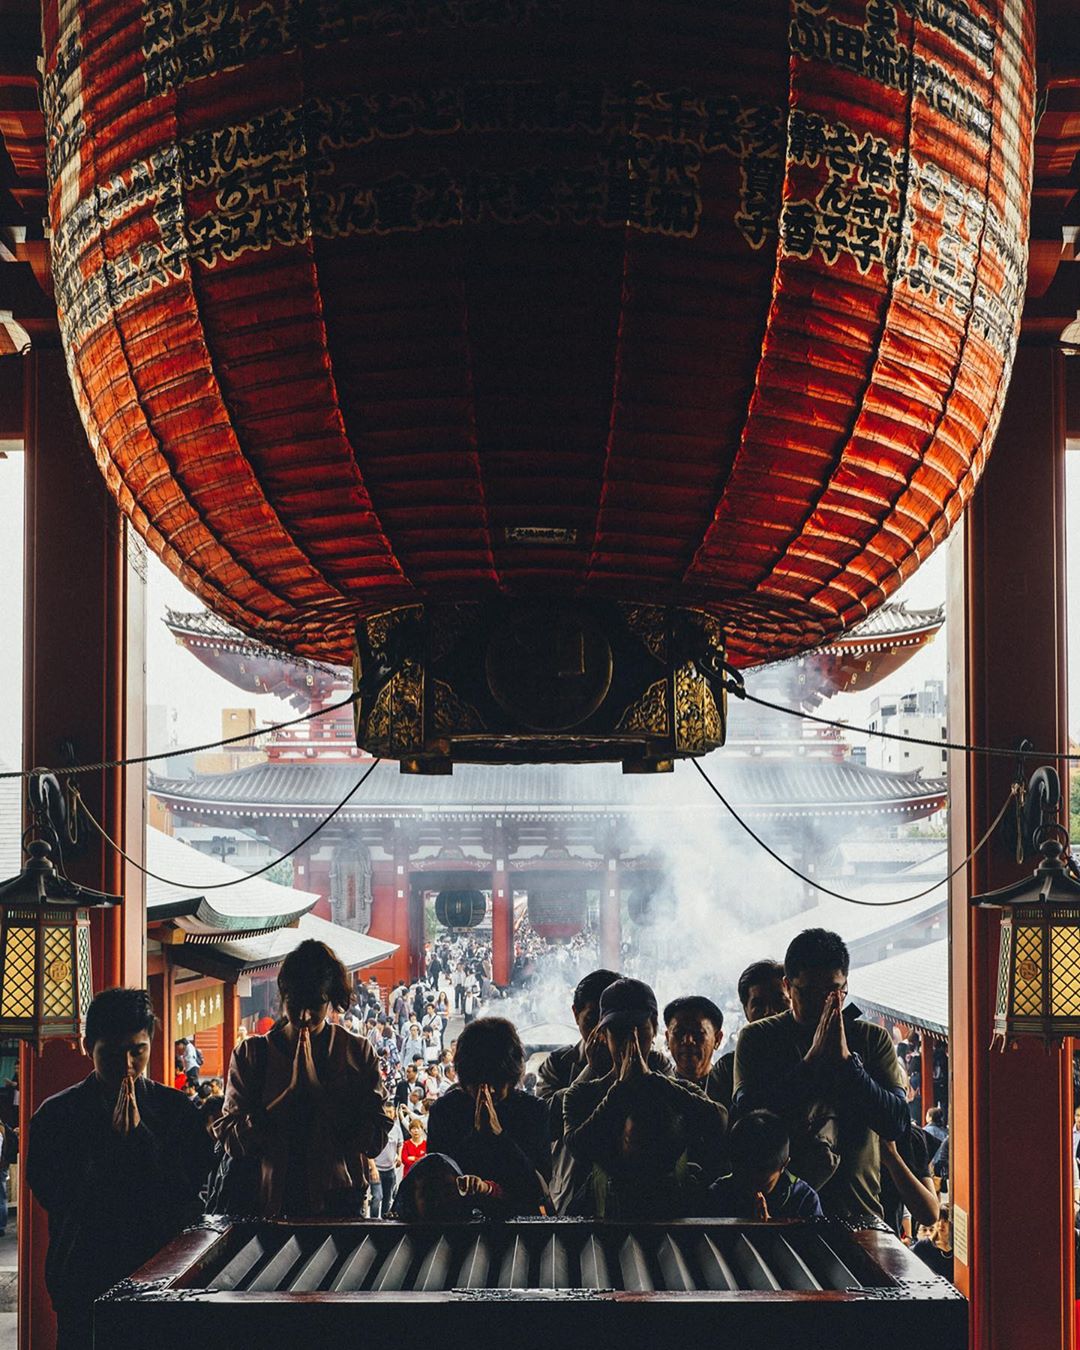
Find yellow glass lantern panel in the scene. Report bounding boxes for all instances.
[0,919,36,1022]
[1011,925,1045,1017]
[41,923,75,1019]
[1050,926,1080,1017]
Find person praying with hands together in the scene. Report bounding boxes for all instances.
[425,1017,551,1215]
[562,978,727,1220]
[733,928,908,1222]
[216,940,389,1218]
[26,988,213,1350]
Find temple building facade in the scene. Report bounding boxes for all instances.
[151,602,949,987]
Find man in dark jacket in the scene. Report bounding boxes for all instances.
[536,968,623,1212]
[538,968,674,1212]
[710,958,789,1112]
[563,978,727,1219]
[663,994,729,1183]
[26,988,214,1350]
[734,928,907,1222]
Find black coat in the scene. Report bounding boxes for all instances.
[25,1073,214,1314]
[426,1086,551,1215]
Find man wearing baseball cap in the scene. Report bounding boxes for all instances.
[562,977,728,1219]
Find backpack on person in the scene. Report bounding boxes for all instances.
[194,1044,204,1068]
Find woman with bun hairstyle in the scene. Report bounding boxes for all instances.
[216,940,390,1217]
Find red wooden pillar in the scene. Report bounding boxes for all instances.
[920,1035,935,1119]
[222,980,240,1074]
[948,345,1074,1350]
[146,962,168,1084]
[393,821,419,982]
[491,820,512,987]
[600,855,622,970]
[18,350,146,1350]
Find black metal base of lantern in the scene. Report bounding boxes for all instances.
[353,601,727,771]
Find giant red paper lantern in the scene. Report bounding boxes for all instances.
[43,0,1035,768]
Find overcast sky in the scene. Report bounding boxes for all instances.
[1,449,1079,771]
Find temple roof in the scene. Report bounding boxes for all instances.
[162,601,945,711]
[164,606,343,709]
[819,602,945,650]
[189,912,397,978]
[848,939,949,1037]
[791,601,946,704]
[149,755,947,822]
[146,827,318,937]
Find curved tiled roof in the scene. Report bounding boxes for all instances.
[849,938,949,1036]
[149,755,947,820]
[204,912,397,977]
[146,827,319,934]
[829,601,945,645]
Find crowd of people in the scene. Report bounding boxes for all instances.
[23,926,955,1349]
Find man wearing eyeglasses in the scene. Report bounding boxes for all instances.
[732,928,908,1222]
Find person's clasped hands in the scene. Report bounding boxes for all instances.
[802,990,850,1067]
[267,1013,324,1115]
[614,1025,650,1081]
[471,1082,503,1135]
[111,1073,140,1136]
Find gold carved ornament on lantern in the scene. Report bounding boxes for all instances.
[0,773,121,1053]
[972,767,1080,1051]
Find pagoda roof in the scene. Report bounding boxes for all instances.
[149,755,947,822]
[785,601,946,703]
[820,602,945,651]
[146,827,318,937]
[164,607,344,708]
[849,938,949,1037]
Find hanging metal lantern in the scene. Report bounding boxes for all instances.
[527,887,587,940]
[972,768,1080,1049]
[42,0,1036,768]
[435,889,487,930]
[627,886,659,928]
[0,811,121,1052]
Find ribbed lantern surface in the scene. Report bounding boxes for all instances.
[43,0,1035,669]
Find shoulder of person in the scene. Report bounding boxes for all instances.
[30,1071,96,1125]
[903,1122,932,1165]
[339,1024,378,1060]
[509,1088,549,1120]
[233,1030,274,1071]
[735,1010,792,1052]
[541,1043,579,1077]
[428,1084,467,1115]
[708,1054,734,1081]
[563,1074,609,1110]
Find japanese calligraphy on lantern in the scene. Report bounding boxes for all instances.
[42,0,1035,675]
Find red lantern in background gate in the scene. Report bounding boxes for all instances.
[43,0,1035,769]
